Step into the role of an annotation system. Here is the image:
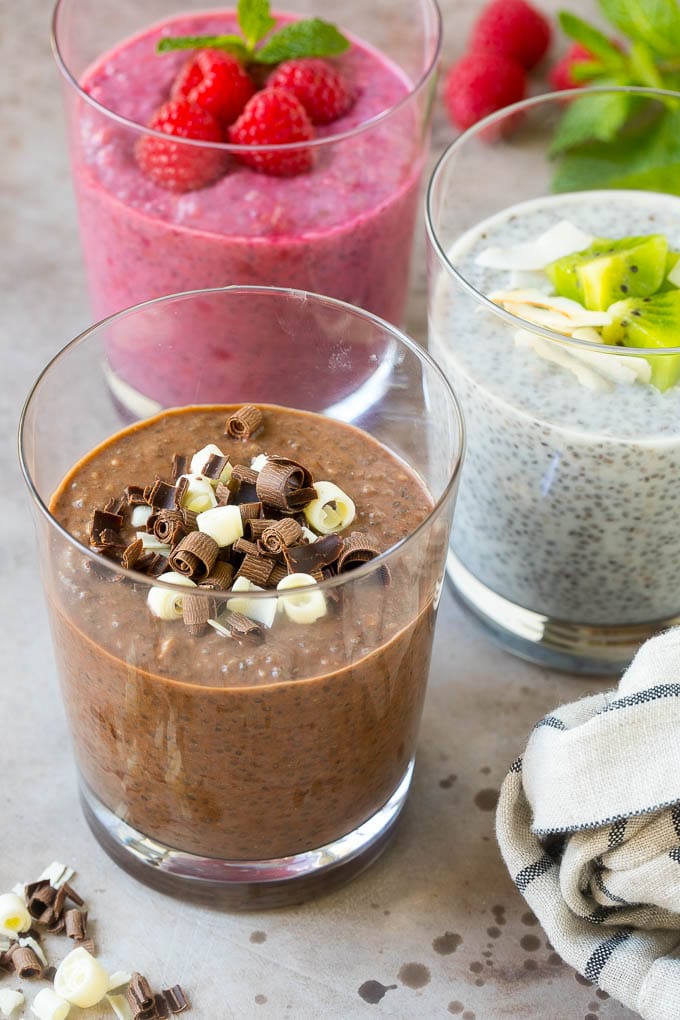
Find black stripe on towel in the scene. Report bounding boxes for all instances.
[599,684,680,714]
[607,818,627,849]
[533,715,567,731]
[672,806,680,841]
[593,869,630,907]
[584,929,633,984]
[509,757,523,774]
[515,854,554,892]
[670,848,680,862]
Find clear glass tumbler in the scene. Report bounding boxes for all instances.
[427,88,680,675]
[20,286,462,906]
[52,0,441,409]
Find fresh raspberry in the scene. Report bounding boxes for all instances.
[135,99,227,192]
[228,87,314,176]
[469,0,552,70]
[267,58,355,125]
[444,50,527,133]
[171,50,256,126]
[549,42,595,91]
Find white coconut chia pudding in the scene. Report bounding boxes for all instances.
[430,189,680,626]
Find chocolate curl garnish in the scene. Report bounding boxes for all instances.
[62,883,84,907]
[201,453,230,481]
[153,509,186,544]
[231,464,258,486]
[64,908,88,941]
[44,886,67,932]
[260,517,303,555]
[182,508,198,530]
[155,993,171,1019]
[182,593,213,637]
[0,950,13,972]
[104,494,126,515]
[215,483,231,506]
[136,552,168,577]
[10,944,42,978]
[169,532,219,580]
[199,561,235,591]
[79,937,96,956]
[228,611,264,643]
[268,562,289,586]
[337,531,390,584]
[122,538,144,570]
[232,538,261,558]
[125,485,147,506]
[235,554,274,587]
[171,454,189,482]
[148,478,180,510]
[163,985,190,1014]
[228,466,259,506]
[225,404,263,439]
[174,476,189,509]
[256,457,315,513]
[283,534,343,576]
[247,518,272,541]
[127,972,155,1019]
[89,508,124,545]
[239,501,263,527]
[26,882,56,920]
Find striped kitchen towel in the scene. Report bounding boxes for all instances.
[496,628,680,1020]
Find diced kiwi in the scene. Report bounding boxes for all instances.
[659,250,680,291]
[546,234,669,310]
[601,291,680,391]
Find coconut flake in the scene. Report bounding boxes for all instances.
[475,220,595,271]
[513,330,613,392]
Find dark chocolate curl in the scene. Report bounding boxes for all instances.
[125,485,146,506]
[228,611,264,643]
[163,985,190,1014]
[235,554,274,587]
[225,404,264,439]
[62,883,84,906]
[171,454,189,482]
[282,534,343,576]
[256,457,315,512]
[337,531,390,584]
[268,562,289,586]
[247,518,272,541]
[232,538,261,558]
[260,517,303,554]
[231,464,258,486]
[27,882,56,920]
[122,538,144,570]
[153,509,186,545]
[199,561,235,591]
[10,945,42,978]
[183,593,213,637]
[65,907,88,941]
[201,453,230,481]
[239,501,263,527]
[148,478,179,509]
[127,972,155,1018]
[215,483,231,506]
[88,508,124,545]
[155,993,171,1018]
[169,532,219,580]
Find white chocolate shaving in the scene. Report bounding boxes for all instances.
[300,526,318,544]
[107,972,131,992]
[38,862,75,890]
[54,947,110,1009]
[107,993,132,1020]
[196,505,243,548]
[303,482,356,534]
[190,443,224,477]
[147,572,197,621]
[136,532,171,554]
[250,453,269,472]
[475,220,595,270]
[667,259,680,288]
[0,893,31,937]
[0,989,24,1017]
[207,618,232,638]
[227,577,277,629]
[31,988,71,1020]
[178,474,218,513]
[130,505,153,529]
[277,573,327,624]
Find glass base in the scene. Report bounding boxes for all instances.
[447,551,680,676]
[79,760,414,908]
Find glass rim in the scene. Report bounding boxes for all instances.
[51,0,443,154]
[425,84,680,357]
[18,284,465,600]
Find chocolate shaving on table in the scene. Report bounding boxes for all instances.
[42,964,57,982]
[169,532,219,580]
[215,482,231,506]
[182,593,212,637]
[155,993,171,1019]
[27,882,56,919]
[201,453,230,481]
[127,972,155,1016]
[260,517,302,554]
[228,611,264,643]
[282,534,343,576]
[122,538,144,571]
[79,937,96,956]
[174,476,189,509]
[268,562,289,586]
[10,944,42,978]
[239,501,262,526]
[255,457,315,513]
[199,561,234,591]
[171,454,189,483]
[62,882,85,907]
[125,484,147,506]
[163,985,190,1014]
[46,913,66,934]
[0,949,12,972]
[64,907,88,941]
[224,404,263,439]
[235,553,274,587]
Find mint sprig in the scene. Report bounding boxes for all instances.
[551,0,680,196]
[157,0,350,64]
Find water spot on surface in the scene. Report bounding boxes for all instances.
[250,931,267,944]
[358,981,397,1004]
[548,954,563,966]
[521,911,538,926]
[575,974,593,987]
[475,979,484,987]
[524,959,538,971]
[448,1004,463,1015]
[439,774,458,789]
[475,789,500,811]
[520,935,541,952]
[432,932,463,955]
[588,1002,600,1011]
[398,963,431,989]
[255,995,267,1005]
[595,990,609,1000]
[482,951,492,959]
[487,927,501,939]
[469,962,483,974]
[463,1011,476,1020]
[480,765,491,775]
[585,1014,599,1020]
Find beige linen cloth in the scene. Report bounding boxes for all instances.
[496,629,680,1020]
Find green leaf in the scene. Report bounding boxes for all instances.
[628,39,665,86]
[598,0,680,57]
[157,34,249,61]
[550,91,632,154]
[553,104,680,193]
[237,0,276,51]
[558,11,625,62]
[256,18,350,63]
[568,59,610,81]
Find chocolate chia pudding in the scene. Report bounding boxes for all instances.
[49,404,436,860]
[430,189,680,626]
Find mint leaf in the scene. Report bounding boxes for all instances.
[157,34,249,61]
[598,0,680,57]
[256,19,350,64]
[553,104,680,193]
[550,91,632,154]
[238,0,276,51]
[568,59,611,81]
[558,11,625,63]
[628,39,665,86]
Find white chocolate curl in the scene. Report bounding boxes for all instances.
[0,989,24,1017]
[303,482,355,534]
[31,988,70,1020]
[0,892,31,937]
[178,474,218,513]
[250,453,268,472]
[147,572,197,620]
[130,505,153,529]
[53,947,110,1009]
[227,577,277,629]
[277,573,327,624]
[196,505,243,548]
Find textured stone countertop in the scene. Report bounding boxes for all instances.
[2,0,639,1017]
